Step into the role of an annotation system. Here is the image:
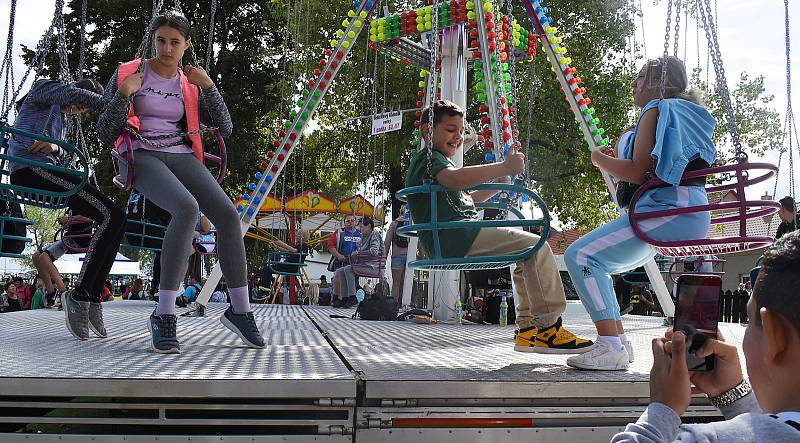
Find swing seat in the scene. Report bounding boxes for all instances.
[395,181,551,271]
[123,219,167,252]
[628,162,781,257]
[269,251,307,276]
[0,125,90,209]
[56,218,94,254]
[0,214,32,258]
[112,129,228,191]
[667,258,725,284]
[350,252,386,278]
[193,230,217,255]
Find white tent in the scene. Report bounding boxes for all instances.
[54,252,140,276]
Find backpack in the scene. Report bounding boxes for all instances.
[125,191,170,249]
[353,293,399,321]
[392,220,409,249]
[0,200,29,254]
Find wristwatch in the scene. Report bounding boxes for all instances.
[709,379,752,409]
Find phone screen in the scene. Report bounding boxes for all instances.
[674,275,722,371]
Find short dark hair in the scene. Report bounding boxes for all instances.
[4,281,14,291]
[73,78,104,95]
[753,230,800,334]
[151,10,192,40]
[779,196,796,212]
[360,217,374,229]
[419,99,464,128]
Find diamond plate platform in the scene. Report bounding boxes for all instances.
[303,302,747,401]
[0,302,354,399]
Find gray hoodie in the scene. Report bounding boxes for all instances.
[611,393,800,443]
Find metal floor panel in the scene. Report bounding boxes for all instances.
[0,302,354,399]
[303,303,747,400]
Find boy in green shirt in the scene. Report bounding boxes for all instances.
[405,100,594,354]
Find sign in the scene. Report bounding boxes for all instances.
[371,111,402,135]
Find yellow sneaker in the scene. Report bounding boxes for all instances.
[524,318,595,354]
[513,325,539,352]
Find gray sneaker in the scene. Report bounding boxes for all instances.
[148,311,180,354]
[88,302,107,338]
[63,289,90,340]
[220,306,265,348]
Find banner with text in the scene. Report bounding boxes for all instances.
[371,111,403,135]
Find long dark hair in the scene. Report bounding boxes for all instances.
[150,10,192,40]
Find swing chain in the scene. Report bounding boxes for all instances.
[1,0,17,117]
[425,0,440,181]
[205,0,218,72]
[1,0,63,121]
[697,0,745,161]
[659,0,672,99]
[78,0,87,81]
[672,0,681,58]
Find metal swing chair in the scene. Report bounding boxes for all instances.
[0,0,90,211]
[394,0,551,271]
[627,0,782,258]
[111,0,227,192]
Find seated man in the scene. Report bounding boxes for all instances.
[613,231,800,442]
[333,217,383,308]
[405,100,592,354]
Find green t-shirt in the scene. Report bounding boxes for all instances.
[404,149,480,258]
[30,289,45,310]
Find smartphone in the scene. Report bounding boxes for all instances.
[673,274,722,371]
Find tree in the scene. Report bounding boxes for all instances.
[17,207,61,271]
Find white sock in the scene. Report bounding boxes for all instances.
[597,335,623,351]
[619,333,629,343]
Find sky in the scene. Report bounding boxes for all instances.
[0,0,797,216]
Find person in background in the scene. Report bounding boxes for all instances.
[384,206,410,302]
[332,217,384,308]
[126,278,147,301]
[181,276,202,304]
[776,196,798,239]
[30,277,47,310]
[13,276,32,310]
[210,282,227,303]
[612,231,800,442]
[4,282,22,312]
[326,216,361,273]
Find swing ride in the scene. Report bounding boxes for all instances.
[0,0,795,440]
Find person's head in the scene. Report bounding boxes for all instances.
[320,275,327,283]
[188,276,198,285]
[132,278,143,292]
[4,281,16,294]
[359,217,375,235]
[778,196,796,222]
[419,100,465,158]
[344,215,357,230]
[150,11,192,67]
[744,231,800,411]
[631,56,701,108]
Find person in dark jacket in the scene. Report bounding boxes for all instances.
[775,196,798,239]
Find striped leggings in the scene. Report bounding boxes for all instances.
[564,186,710,322]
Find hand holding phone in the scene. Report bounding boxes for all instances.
[673,274,722,371]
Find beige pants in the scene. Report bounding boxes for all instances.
[466,227,566,329]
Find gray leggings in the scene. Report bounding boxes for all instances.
[132,150,247,290]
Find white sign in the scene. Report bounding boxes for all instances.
[371,111,403,135]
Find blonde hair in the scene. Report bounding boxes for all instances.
[638,56,703,105]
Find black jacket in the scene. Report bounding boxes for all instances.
[776,212,800,239]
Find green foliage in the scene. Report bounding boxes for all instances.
[18,207,61,271]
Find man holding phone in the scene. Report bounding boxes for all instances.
[612,231,800,442]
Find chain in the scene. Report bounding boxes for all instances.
[1,0,17,117]
[425,1,440,181]
[1,0,62,120]
[672,0,681,57]
[524,53,535,188]
[205,0,218,71]
[124,125,218,148]
[697,0,744,160]
[77,0,87,80]
[659,0,672,99]
[779,0,797,200]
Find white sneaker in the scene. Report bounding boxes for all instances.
[566,341,630,371]
[623,339,634,363]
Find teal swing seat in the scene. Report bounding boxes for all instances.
[0,213,32,258]
[123,219,167,252]
[395,181,551,271]
[0,125,90,210]
[269,252,308,276]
